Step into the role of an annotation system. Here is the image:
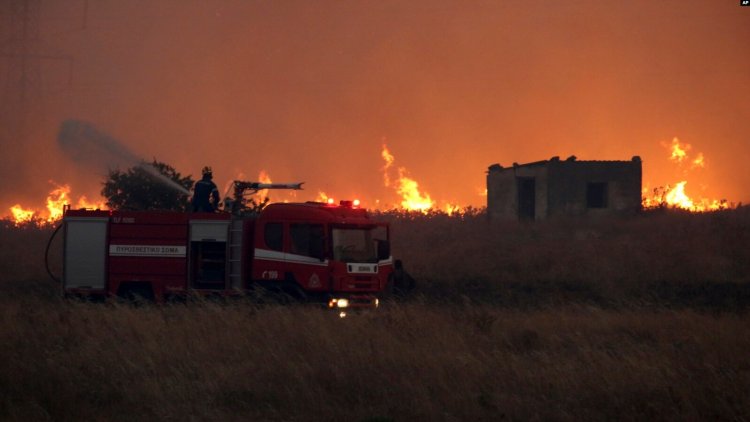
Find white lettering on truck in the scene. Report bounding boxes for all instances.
[109,244,186,257]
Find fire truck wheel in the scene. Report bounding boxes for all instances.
[116,282,155,304]
[384,274,395,297]
[392,260,416,297]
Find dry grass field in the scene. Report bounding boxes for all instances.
[1,208,749,421]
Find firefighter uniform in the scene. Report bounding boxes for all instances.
[192,167,220,212]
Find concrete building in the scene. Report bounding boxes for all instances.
[487,156,642,221]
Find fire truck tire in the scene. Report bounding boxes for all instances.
[116,282,155,303]
[280,281,307,303]
[392,259,416,296]
[384,274,395,297]
[280,273,307,302]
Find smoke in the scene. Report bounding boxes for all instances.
[1,1,747,210]
[57,119,190,196]
[58,119,141,171]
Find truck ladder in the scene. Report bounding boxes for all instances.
[228,219,244,289]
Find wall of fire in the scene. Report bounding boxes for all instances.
[486,156,642,221]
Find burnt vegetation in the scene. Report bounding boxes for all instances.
[1,208,749,420]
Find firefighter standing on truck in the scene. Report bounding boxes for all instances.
[192,166,220,212]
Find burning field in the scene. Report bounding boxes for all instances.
[2,128,749,421]
[1,123,747,420]
[642,137,733,212]
[2,129,740,227]
[8,183,105,226]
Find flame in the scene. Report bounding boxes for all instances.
[257,170,272,202]
[643,138,733,212]
[659,181,729,211]
[692,153,705,169]
[381,144,395,187]
[395,168,434,211]
[76,195,104,210]
[379,144,475,214]
[380,144,435,212]
[668,137,705,170]
[669,137,689,163]
[664,181,693,209]
[4,182,106,226]
[10,205,35,224]
[316,191,331,203]
[444,203,461,216]
[46,185,71,221]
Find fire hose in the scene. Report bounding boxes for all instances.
[45,223,63,284]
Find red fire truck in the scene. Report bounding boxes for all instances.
[61,182,397,309]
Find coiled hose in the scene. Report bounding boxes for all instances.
[45,223,63,283]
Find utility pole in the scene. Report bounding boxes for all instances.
[0,0,75,142]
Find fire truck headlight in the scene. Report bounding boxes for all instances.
[328,298,349,309]
[374,298,379,308]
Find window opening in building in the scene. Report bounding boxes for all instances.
[587,182,608,208]
[517,177,536,220]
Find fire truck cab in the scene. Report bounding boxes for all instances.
[62,201,392,308]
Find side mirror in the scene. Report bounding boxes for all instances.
[376,240,390,261]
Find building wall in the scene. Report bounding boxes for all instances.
[487,157,641,221]
[486,162,548,221]
[487,166,517,220]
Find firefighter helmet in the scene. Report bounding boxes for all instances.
[202,166,213,178]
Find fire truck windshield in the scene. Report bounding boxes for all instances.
[332,227,384,263]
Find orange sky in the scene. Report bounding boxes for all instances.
[1,0,749,213]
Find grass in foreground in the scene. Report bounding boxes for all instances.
[1,298,748,421]
[1,209,749,420]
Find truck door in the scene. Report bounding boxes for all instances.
[253,221,285,283]
[288,223,328,292]
[253,222,328,294]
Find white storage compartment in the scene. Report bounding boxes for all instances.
[64,217,109,289]
[190,220,229,242]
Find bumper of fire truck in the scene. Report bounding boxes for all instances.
[325,260,392,311]
[328,295,380,310]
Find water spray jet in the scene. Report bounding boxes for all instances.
[57,119,191,196]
